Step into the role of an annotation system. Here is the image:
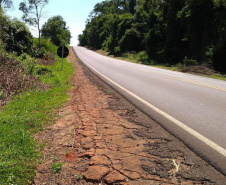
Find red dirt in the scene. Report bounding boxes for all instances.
[34,48,225,184]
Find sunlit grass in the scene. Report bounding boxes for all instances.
[0,59,74,184]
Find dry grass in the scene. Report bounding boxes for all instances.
[0,55,47,106]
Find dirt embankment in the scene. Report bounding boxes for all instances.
[34,48,225,185]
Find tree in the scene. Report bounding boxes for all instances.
[129,0,137,14]
[188,0,215,61]
[78,0,226,72]
[213,38,226,73]
[19,0,49,47]
[211,0,226,72]
[119,27,141,52]
[163,0,186,64]
[0,15,33,55]
[41,15,71,46]
[0,0,13,10]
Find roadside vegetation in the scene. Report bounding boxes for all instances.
[0,58,73,184]
[0,3,73,184]
[96,49,226,80]
[79,0,226,78]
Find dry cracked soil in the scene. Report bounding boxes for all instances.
[34,48,226,185]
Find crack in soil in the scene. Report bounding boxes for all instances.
[34,48,225,185]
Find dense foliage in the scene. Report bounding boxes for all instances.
[0,0,13,9]
[41,15,71,46]
[0,13,33,55]
[0,7,70,103]
[79,0,226,73]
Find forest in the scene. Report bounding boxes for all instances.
[78,0,226,73]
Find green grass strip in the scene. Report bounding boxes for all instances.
[0,59,74,184]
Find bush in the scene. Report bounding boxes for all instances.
[41,52,55,64]
[32,39,56,65]
[205,47,214,59]
[33,38,57,55]
[0,55,45,103]
[114,46,121,55]
[138,51,149,64]
[31,46,48,58]
[1,16,33,55]
[16,53,54,76]
[17,53,37,75]
[51,162,63,174]
[35,66,52,76]
[183,57,198,66]
[0,39,5,57]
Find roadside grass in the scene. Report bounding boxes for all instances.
[96,49,139,64]
[207,73,226,80]
[33,38,58,55]
[0,58,74,184]
[51,162,63,174]
[95,49,226,81]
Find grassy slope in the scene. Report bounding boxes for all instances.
[0,57,74,184]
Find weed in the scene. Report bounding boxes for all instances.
[39,143,46,151]
[107,91,112,95]
[137,51,149,64]
[65,149,69,155]
[6,173,16,184]
[77,174,83,181]
[51,162,63,174]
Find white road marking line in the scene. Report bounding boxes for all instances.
[80,57,226,158]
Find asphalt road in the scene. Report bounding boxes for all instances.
[73,46,226,175]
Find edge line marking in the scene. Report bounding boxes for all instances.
[79,55,226,158]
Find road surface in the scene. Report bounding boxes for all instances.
[73,46,226,175]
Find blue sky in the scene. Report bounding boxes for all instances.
[6,0,102,46]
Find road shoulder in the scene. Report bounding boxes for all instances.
[34,48,225,184]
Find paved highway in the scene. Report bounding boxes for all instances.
[73,46,226,175]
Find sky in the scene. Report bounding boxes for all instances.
[6,0,102,46]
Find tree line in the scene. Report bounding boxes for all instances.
[0,0,71,57]
[78,0,226,73]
